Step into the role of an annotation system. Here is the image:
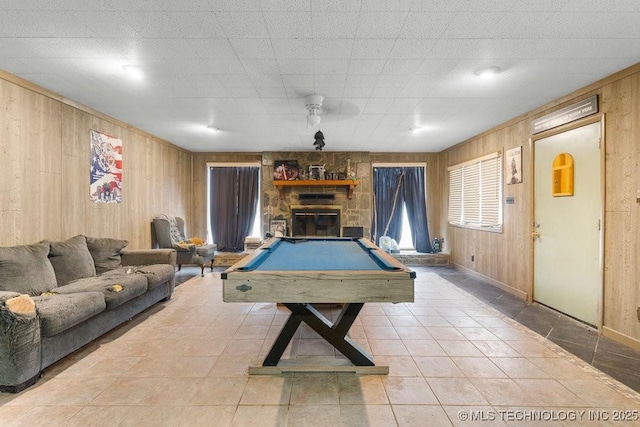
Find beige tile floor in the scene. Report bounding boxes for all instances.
[1,267,640,426]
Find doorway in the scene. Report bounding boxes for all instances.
[533,120,603,326]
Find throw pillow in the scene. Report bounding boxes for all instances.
[0,242,57,295]
[47,235,96,286]
[85,236,128,275]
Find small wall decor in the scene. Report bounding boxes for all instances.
[90,130,122,203]
[270,219,287,237]
[506,146,522,185]
[273,160,300,180]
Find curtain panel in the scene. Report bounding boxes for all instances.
[209,166,259,252]
[372,166,432,253]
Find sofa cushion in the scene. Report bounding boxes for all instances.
[47,235,96,286]
[102,265,174,290]
[32,292,106,337]
[55,274,148,310]
[85,237,128,275]
[0,242,57,296]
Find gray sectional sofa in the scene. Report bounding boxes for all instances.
[0,235,176,393]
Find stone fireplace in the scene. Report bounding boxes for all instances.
[291,206,341,237]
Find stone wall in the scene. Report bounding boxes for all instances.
[262,151,372,238]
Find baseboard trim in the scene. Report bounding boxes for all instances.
[452,263,528,300]
[602,326,640,353]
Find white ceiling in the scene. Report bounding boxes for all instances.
[1,1,639,153]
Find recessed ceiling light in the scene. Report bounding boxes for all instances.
[122,64,143,80]
[474,66,502,79]
[206,125,219,132]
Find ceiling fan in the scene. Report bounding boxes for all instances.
[304,94,324,128]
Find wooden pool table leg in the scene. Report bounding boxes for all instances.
[263,312,303,366]
[263,302,374,367]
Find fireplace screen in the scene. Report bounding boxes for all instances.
[291,208,341,237]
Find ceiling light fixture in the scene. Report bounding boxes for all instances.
[206,125,219,132]
[474,66,502,79]
[305,94,324,128]
[122,64,143,80]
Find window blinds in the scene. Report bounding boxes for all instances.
[447,152,502,231]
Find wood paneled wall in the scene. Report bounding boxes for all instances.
[0,72,193,249]
[438,63,640,346]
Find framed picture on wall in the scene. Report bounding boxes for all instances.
[506,146,522,185]
[270,219,287,237]
[273,160,300,180]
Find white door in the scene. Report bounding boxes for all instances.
[533,122,602,326]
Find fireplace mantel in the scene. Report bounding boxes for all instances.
[272,179,359,199]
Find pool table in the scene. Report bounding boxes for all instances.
[221,237,415,370]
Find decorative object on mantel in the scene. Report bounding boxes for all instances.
[313,130,325,150]
[309,164,326,180]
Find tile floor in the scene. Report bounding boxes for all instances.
[1,267,640,426]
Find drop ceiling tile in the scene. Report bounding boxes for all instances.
[312,0,362,12]
[208,0,262,12]
[312,12,359,38]
[356,12,407,39]
[487,12,560,39]
[128,39,199,59]
[381,59,422,75]
[344,74,378,88]
[375,74,413,88]
[108,0,215,11]
[442,12,505,38]
[188,39,238,59]
[84,11,142,38]
[347,59,386,74]
[342,86,374,98]
[272,39,313,59]
[399,12,457,38]
[561,0,640,12]
[118,11,175,38]
[312,39,354,59]
[363,98,393,114]
[256,86,288,98]
[216,12,270,38]
[361,0,413,12]
[389,39,437,59]
[510,0,569,11]
[216,74,255,88]
[261,0,311,12]
[370,85,406,98]
[230,39,276,59]
[415,59,459,77]
[351,39,395,59]
[263,12,313,38]
[281,74,314,88]
[277,59,314,74]
[241,59,280,75]
[386,98,421,114]
[313,60,349,75]
[249,74,285,88]
[0,11,90,37]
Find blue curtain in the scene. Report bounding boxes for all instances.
[371,167,405,245]
[403,167,432,253]
[210,166,260,252]
[372,166,432,253]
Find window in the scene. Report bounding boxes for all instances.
[448,152,502,232]
[206,163,261,245]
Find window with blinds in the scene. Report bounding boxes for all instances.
[447,152,502,232]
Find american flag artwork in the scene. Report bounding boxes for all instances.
[90,130,122,203]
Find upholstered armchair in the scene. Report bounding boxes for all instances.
[152,215,217,276]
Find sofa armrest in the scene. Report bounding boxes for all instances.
[121,249,177,267]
